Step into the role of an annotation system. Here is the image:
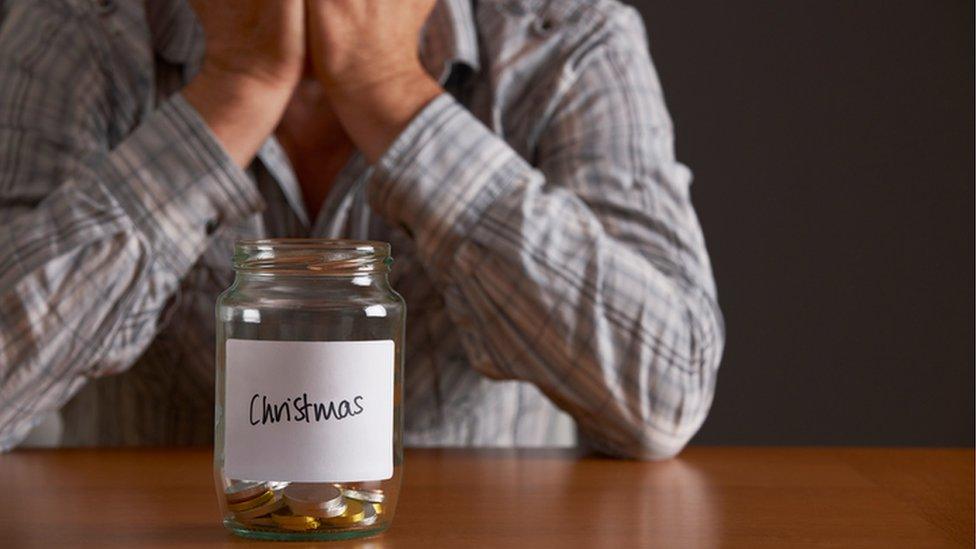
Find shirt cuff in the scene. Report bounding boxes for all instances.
[369,93,530,272]
[94,93,265,274]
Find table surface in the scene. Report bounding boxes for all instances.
[0,447,971,548]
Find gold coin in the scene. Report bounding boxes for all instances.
[242,516,277,528]
[272,510,321,531]
[234,493,286,520]
[227,489,274,512]
[320,499,366,527]
[279,520,321,532]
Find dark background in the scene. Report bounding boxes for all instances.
[626,1,974,445]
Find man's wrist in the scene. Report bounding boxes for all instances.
[324,68,443,164]
[183,66,295,167]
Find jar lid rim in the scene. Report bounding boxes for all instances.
[233,239,392,275]
[235,238,390,253]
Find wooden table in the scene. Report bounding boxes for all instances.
[0,447,971,548]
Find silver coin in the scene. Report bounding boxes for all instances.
[267,481,291,491]
[342,488,385,503]
[360,502,379,526]
[288,498,348,519]
[298,501,348,519]
[225,481,272,504]
[283,483,347,518]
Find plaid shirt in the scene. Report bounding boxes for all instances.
[0,0,723,458]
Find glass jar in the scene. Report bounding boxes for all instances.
[214,239,405,541]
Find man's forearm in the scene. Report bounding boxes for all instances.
[183,69,294,168]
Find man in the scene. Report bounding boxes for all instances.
[0,0,723,458]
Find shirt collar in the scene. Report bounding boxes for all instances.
[421,0,481,84]
[147,0,204,70]
[148,0,480,85]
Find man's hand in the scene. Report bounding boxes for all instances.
[184,1,305,167]
[306,0,443,164]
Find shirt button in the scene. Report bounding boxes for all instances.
[532,17,555,35]
[94,0,116,14]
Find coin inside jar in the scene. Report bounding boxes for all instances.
[225,481,272,504]
[227,489,275,512]
[241,516,277,528]
[271,509,321,531]
[359,502,379,526]
[234,492,286,520]
[283,483,347,518]
[341,488,385,503]
[320,499,366,527]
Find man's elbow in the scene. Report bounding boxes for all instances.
[616,416,705,461]
[589,407,710,461]
[613,303,725,461]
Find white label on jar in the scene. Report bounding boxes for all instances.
[224,339,394,482]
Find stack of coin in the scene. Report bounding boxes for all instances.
[343,487,384,525]
[227,481,387,532]
[339,487,384,526]
[225,481,268,504]
[225,481,285,525]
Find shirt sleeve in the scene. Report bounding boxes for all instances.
[0,10,263,450]
[369,7,724,459]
